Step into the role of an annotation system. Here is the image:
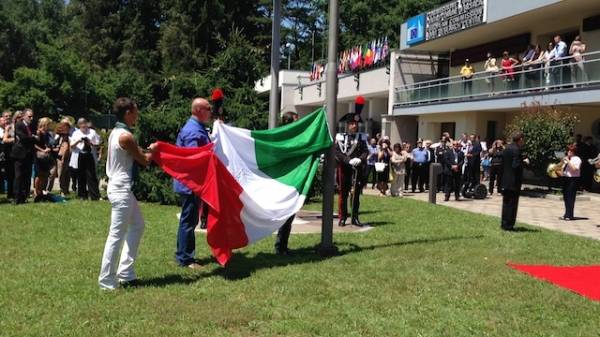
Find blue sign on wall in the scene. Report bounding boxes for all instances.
[406,14,426,45]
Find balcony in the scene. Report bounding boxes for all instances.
[393,51,600,114]
[294,65,389,106]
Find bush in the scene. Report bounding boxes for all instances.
[505,102,579,177]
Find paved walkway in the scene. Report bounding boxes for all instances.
[364,188,600,241]
[365,189,600,240]
[193,210,374,235]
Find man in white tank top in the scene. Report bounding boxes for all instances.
[98,97,156,290]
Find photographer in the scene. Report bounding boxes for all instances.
[70,118,101,200]
[488,140,504,195]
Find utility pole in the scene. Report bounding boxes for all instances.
[269,0,281,129]
[319,0,339,255]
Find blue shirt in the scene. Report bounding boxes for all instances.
[173,117,210,194]
[550,41,568,59]
[411,147,429,164]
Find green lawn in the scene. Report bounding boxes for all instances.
[1,195,599,337]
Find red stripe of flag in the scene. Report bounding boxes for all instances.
[153,141,248,265]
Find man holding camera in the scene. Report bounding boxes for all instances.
[70,118,101,200]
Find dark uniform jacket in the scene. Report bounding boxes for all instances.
[442,149,465,175]
[435,145,448,163]
[335,133,368,167]
[501,143,523,191]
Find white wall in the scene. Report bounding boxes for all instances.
[293,67,389,106]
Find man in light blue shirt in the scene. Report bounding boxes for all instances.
[411,140,429,193]
[366,138,378,189]
[173,98,211,269]
[549,35,568,87]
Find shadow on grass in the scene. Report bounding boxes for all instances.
[508,227,542,233]
[367,221,393,227]
[138,235,484,287]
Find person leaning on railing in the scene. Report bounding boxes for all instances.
[460,59,474,96]
[522,44,542,89]
[548,35,568,88]
[569,36,587,87]
[484,52,499,93]
[500,51,519,91]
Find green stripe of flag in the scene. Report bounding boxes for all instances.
[251,108,332,195]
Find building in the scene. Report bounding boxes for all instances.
[257,0,600,146]
[391,0,600,143]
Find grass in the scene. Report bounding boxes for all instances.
[0,195,599,337]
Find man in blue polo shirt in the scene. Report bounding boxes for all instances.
[411,139,429,193]
[173,97,212,269]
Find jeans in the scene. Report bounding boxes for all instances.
[176,193,199,266]
[98,189,145,289]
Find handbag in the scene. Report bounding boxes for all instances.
[375,162,386,172]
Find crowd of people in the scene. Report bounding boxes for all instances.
[365,131,599,205]
[366,132,486,200]
[460,34,589,94]
[0,109,102,204]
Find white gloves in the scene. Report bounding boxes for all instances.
[349,158,362,167]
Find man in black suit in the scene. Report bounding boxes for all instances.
[11,109,36,204]
[468,134,482,188]
[443,140,464,201]
[500,132,529,230]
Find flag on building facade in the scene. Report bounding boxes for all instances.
[153,109,332,265]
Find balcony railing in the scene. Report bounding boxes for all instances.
[394,51,600,107]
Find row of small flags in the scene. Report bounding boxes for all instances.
[310,36,390,81]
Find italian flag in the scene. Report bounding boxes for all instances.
[153,109,332,265]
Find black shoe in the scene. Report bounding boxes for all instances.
[351,218,365,227]
[275,248,292,256]
[501,226,515,231]
[338,218,347,227]
[119,279,139,288]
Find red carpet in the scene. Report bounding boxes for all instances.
[508,263,600,301]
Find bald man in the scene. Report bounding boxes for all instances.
[173,97,212,269]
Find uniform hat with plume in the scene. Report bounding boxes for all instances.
[339,96,365,123]
[211,88,225,120]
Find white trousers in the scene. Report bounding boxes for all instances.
[98,189,145,290]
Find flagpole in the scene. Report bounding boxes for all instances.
[268,0,281,129]
[319,0,339,255]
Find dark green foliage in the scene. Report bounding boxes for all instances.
[505,102,579,176]
[0,0,445,202]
